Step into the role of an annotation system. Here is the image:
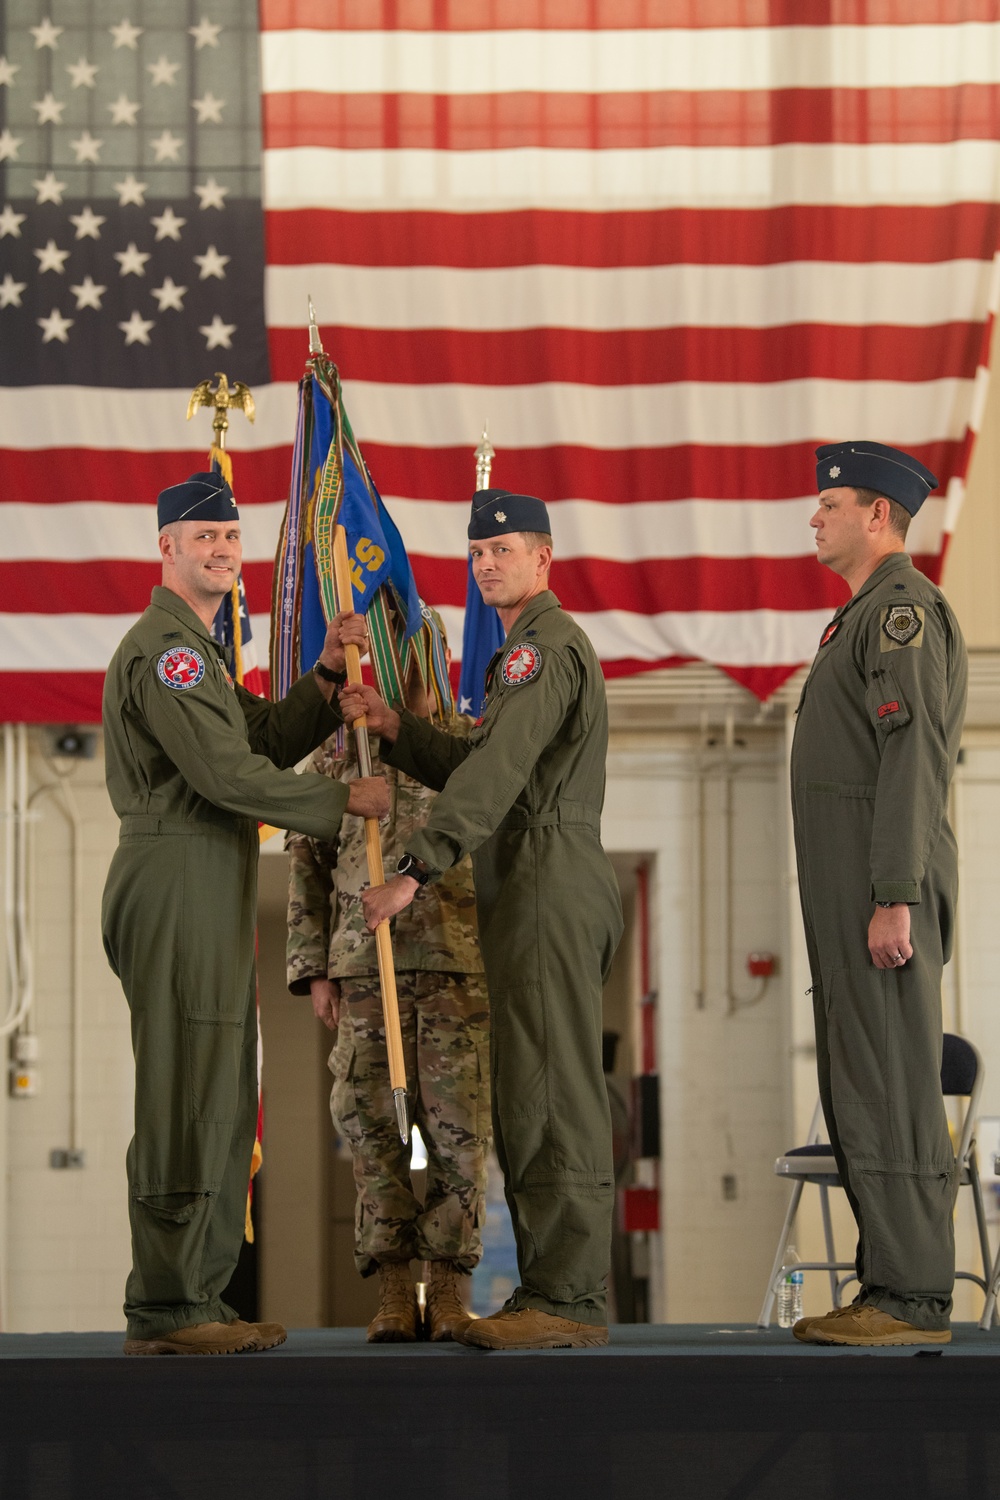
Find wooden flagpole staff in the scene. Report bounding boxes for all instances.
[332,523,409,1144]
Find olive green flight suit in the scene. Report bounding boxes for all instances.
[102,586,348,1340]
[791,554,967,1330]
[385,590,623,1326]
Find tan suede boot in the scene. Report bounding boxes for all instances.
[367,1262,420,1343]
[456,1307,608,1350]
[424,1262,471,1342]
[123,1320,263,1356]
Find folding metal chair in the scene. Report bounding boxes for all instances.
[757,1032,996,1328]
[980,1153,1000,1331]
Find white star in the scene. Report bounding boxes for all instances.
[150,129,183,162]
[66,57,98,88]
[191,92,224,125]
[32,91,65,124]
[69,205,106,240]
[108,93,140,125]
[69,275,106,310]
[199,314,236,350]
[118,309,154,345]
[147,55,180,87]
[34,239,70,273]
[194,177,228,210]
[37,307,74,343]
[70,130,103,164]
[193,244,229,280]
[151,205,186,241]
[0,203,26,238]
[33,171,67,204]
[0,57,20,87]
[110,19,143,50]
[30,18,64,50]
[113,174,147,207]
[0,129,24,162]
[0,274,27,308]
[114,242,151,276]
[151,276,186,312]
[189,17,222,49]
[458,695,473,713]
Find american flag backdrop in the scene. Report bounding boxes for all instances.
[2,0,1000,722]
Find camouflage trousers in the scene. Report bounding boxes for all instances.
[330,972,490,1276]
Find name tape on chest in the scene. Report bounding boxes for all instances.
[880,603,924,652]
[157,647,206,690]
[501,642,543,687]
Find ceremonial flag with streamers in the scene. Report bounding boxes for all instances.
[3,0,1000,721]
[271,350,434,713]
[458,558,505,719]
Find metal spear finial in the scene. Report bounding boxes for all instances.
[308,295,324,356]
[474,424,495,491]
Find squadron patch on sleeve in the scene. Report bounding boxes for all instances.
[881,604,924,651]
[157,647,206,690]
[501,642,542,686]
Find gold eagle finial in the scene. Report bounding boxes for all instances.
[186,372,256,447]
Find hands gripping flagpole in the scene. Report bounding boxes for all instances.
[332,522,410,1146]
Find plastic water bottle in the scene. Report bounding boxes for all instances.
[776,1245,804,1328]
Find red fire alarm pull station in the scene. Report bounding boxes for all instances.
[747,952,776,978]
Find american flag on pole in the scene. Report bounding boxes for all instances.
[3,1,1000,721]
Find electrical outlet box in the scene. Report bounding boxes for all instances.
[50,1149,86,1170]
[10,1064,39,1098]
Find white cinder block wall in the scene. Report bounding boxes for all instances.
[1,735,133,1332]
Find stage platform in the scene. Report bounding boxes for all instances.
[2,1324,999,1499]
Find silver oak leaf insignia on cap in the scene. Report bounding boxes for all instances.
[495,510,507,522]
[829,466,841,478]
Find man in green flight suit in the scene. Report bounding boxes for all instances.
[790,441,967,1347]
[102,471,388,1356]
[341,488,623,1350]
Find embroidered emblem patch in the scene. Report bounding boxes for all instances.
[882,604,923,648]
[877,700,900,719]
[829,465,841,478]
[157,647,206,690]
[819,620,841,648]
[501,643,542,686]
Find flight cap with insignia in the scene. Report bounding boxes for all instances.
[815,441,938,516]
[157,470,239,528]
[468,486,550,540]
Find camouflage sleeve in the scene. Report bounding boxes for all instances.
[285,831,336,995]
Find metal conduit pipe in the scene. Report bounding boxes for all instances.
[26,773,85,1154]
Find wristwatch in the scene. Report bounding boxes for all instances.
[397,852,432,886]
[313,659,347,686]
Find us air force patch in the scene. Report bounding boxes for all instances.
[157,647,206,689]
[881,604,924,651]
[501,643,542,686]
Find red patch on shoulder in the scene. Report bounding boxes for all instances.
[877,700,900,718]
[819,620,840,648]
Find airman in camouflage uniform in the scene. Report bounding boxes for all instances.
[286,715,490,1341]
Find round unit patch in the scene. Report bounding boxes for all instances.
[501,643,542,686]
[157,647,206,690]
[883,605,921,646]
